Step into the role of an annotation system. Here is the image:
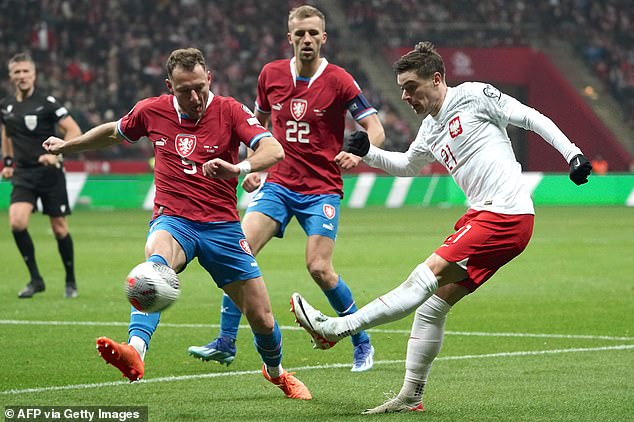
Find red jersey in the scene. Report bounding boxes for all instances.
[118,93,271,223]
[255,58,371,196]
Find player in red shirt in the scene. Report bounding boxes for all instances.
[188,5,385,372]
[42,48,311,400]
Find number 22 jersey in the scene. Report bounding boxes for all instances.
[255,58,373,197]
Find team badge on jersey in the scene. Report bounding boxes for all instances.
[290,99,308,121]
[24,115,38,131]
[323,204,336,219]
[175,134,196,158]
[448,116,463,139]
[239,239,253,255]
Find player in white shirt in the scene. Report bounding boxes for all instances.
[290,41,592,414]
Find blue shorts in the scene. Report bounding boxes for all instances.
[148,215,261,288]
[246,182,340,240]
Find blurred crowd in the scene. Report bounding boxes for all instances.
[546,0,634,129]
[1,0,631,161]
[0,0,412,159]
[343,0,633,129]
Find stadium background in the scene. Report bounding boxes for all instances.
[1,0,633,166]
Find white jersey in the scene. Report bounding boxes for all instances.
[364,82,583,215]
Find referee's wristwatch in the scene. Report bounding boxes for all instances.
[3,156,14,168]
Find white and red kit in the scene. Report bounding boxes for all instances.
[255,57,376,197]
[117,92,271,223]
[364,82,583,289]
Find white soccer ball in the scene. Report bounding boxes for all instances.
[125,262,180,313]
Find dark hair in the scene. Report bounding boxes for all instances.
[166,48,206,78]
[8,52,34,70]
[288,5,325,31]
[393,41,445,79]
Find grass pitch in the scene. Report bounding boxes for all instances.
[0,206,632,421]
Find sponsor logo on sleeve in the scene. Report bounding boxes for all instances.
[175,134,196,157]
[448,116,462,138]
[483,85,501,100]
[241,104,256,117]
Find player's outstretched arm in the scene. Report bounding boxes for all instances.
[43,121,123,154]
[202,136,284,180]
[243,136,284,172]
[335,114,385,170]
[507,99,592,185]
[339,131,429,177]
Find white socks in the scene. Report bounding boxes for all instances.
[129,335,147,361]
[331,263,439,337]
[398,294,451,403]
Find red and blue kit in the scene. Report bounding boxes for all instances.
[256,58,376,197]
[118,93,271,223]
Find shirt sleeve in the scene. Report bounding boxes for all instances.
[232,101,273,149]
[504,94,583,163]
[476,83,582,163]
[46,95,70,122]
[116,102,147,143]
[363,128,434,177]
[254,67,270,114]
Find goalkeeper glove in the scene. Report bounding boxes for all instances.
[342,131,370,157]
[569,154,592,185]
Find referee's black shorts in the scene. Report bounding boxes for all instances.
[10,165,72,217]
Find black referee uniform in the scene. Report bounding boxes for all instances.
[1,88,77,297]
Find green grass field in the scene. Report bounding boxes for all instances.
[0,207,632,421]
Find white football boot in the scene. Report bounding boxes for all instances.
[290,293,342,349]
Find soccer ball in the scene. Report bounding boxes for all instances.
[125,262,180,313]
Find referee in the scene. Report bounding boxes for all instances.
[1,53,81,298]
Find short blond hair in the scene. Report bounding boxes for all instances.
[288,5,325,31]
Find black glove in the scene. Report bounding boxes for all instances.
[343,131,371,157]
[569,154,592,185]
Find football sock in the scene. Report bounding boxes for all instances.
[12,229,43,282]
[333,263,438,337]
[219,293,241,340]
[128,305,160,349]
[147,254,168,266]
[253,320,282,368]
[324,277,370,346]
[399,295,451,403]
[265,364,283,379]
[129,335,148,360]
[56,234,75,285]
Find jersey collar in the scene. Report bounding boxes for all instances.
[173,91,214,126]
[290,57,328,89]
[432,86,454,123]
